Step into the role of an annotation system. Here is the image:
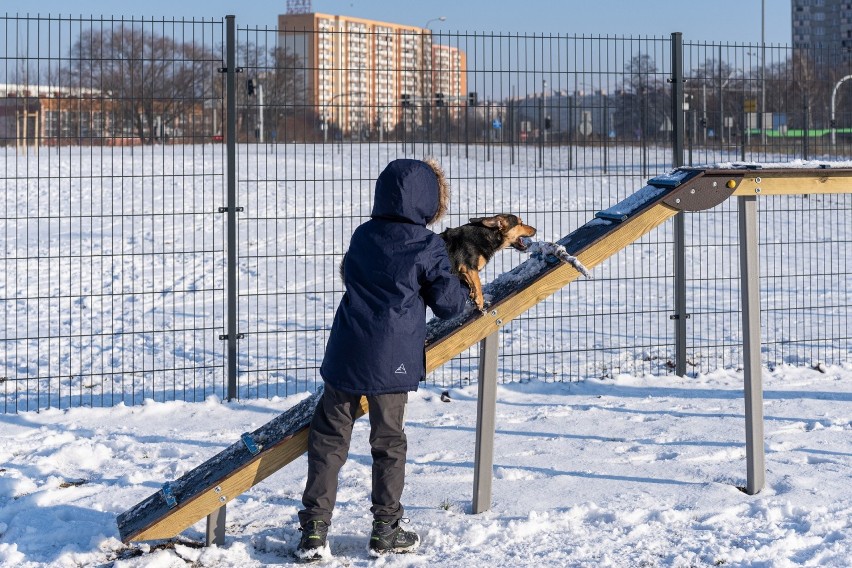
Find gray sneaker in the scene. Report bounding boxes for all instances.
[368,519,420,556]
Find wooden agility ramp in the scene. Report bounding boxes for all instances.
[117,165,852,544]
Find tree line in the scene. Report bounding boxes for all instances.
[65,26,306,144]
[49,25,852,145]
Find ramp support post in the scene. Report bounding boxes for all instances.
[738,195,765,495]
[673,212,688,376]
[206,505,226,546]
[472,331,499,514]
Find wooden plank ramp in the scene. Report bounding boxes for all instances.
[117,169,700,543]
[121,164,852,543]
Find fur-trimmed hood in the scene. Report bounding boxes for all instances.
[370,158,449,226]
[423,157,449,224]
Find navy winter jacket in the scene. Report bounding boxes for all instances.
[320,159,469,395]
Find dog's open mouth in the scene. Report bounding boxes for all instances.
[511,236,534,251]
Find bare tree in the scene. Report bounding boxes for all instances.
[266,46,314,141]
[623,54,663,94]
[687,58,744,139]
[69,24,217,144]
[264,46,307,111]
[236,41,313,142]
[615,55,671,141]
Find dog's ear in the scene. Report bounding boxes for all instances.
[470,215,507,230]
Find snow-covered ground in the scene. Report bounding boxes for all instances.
[3,143,850,412]
[1,366,850,567]
[1,144,850,566]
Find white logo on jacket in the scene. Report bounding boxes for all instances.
[395,364,407,374]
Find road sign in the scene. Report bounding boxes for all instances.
[492,119,502,129]
[744,98,757,112]
[579,111,593,136]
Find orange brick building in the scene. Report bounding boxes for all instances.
[278,12,467,137]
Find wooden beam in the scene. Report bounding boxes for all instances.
[729,168,852,196]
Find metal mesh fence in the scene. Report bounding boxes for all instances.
[235,29,679,395]
[682,40,852,371]
[1,14,850,412]
[1,16,228,412]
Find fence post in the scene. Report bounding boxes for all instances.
[202,13,240,546]
[225,15,239,402]
[670,32,688,376]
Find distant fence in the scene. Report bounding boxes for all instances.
[1,15,850,412]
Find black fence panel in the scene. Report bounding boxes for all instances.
[1,16,228,411]
[682,40,852,371]
[1,14,850,412]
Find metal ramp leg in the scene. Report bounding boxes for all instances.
[472,331,499,514]
[206,505,226,546]
[738,195,765,495]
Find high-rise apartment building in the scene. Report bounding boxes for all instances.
[792,0,852,61]
[432,43,466,110]
[278,12,466,137]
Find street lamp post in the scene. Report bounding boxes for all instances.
[761,0,766,145]
[257,82,264,144]
[539,79,546,168]
[831,75,852,147]
[423,16,446,30]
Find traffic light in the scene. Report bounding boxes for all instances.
[246,78,256,96]
[544,116,552,130]
[468,92,478,106]
[435,92,445,107]
[401,93,411,107]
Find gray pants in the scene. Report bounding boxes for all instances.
[299,383,408,527]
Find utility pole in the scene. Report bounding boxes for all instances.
[761,0,766,145]
[258,82,264,144]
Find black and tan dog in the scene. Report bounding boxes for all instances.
[440,214,537,311]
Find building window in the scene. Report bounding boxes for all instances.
[45,110,59,138]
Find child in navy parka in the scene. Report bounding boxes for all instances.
[296,159,469,560]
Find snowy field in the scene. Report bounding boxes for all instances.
[1,144,850,565]
[3,143,850,412]
[1,366,850,566]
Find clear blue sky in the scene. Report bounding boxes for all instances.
[5,0,792,44]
